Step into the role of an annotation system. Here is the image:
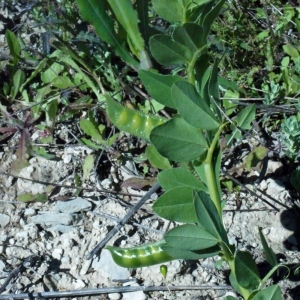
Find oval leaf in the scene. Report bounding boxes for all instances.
[150,35,193,66]
[158,167,207,192]
[172,81,219,130]
[165,224,219,251]
[153,186,198,223]
[150,117,208,162]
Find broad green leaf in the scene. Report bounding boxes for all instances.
[258,227,278,268]
[162,244,219,260]
[235,251,261,290]
[145,145,171,170]
[80,119,103,143]
[172,81,219,130]
[12,70,25,99]
[135,0,150,45]
[139,70,185,109]
[152,0,185,23]
[158,168,207,192]
[6,29,20,64]
[251,285,282,300]
[243,146,268,172]
[173,23,205,50]
[82,154,94,183]
[41,62,64,83]
[17,193,48,203]
[194,190,226,240]
[165,224,219,251]
[76,0,138,67]
[150,35,193,66]
[153,187,198,223]
[199,0,225,39]
[46,99,58,123]
[107,0,144,58]
[208,59,221,118]
[150,118,208,162]
[223,89,238,116]
[283,44,299,59]
[105,95,165,141]
[229,104,256,143]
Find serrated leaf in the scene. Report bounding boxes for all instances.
[75,0,138,67]
[107,0,144,58]
[150,118,208,162]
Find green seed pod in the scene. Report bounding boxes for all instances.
[105,240,174,268]
[105,95,166,141]
[160,264,168,278]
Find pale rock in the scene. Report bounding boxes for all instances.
[52,248,63,260]
[73,279,86,289]
[54,197,92,213]
[122,283,146,300]
[24,208,35,216]
[108,293,122,300]
[80,259,91,276]
[30,212,77,226]
[0,214,10,228]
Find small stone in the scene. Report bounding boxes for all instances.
[73,279,86,289]
[54,197,92,213]
[52,248,63,260]
[0,214,10,228]
[24,208,35,216]
[108,293,122,300]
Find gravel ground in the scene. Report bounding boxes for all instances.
[1,2,300,300]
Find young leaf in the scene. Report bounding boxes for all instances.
[150,118,208,162]
[164,224,219,251]
[149,35,193,66]
[145,144,171,170]
[105,95,165,141]
[6,29,20,65]
[243,146,268,172]
[172,81,219,130]
[258,227,278,268]
[75,0,138,68]
[229,104,256,143]
[234,251,261,290]
[153,186,198,223]
[107,0,145,58]
[12,70,25,99]
[251,285,282,300]
[139,70,185,109]
[158,167,207,192]
[17,193,48,203]
[80,119,104,144]
[194,190,226,240]
[82,154,94,183]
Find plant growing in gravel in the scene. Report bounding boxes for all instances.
[75,0,286,299]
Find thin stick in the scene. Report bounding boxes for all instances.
[86,182,160,259]
[0,284,232,299]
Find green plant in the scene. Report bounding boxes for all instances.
[74,0,286,299]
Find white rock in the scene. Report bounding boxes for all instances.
[24,208,35,216]
[122,283,146,300]
[0,214,10,228]
[54,197,92,213]
[52,248,63,260]
[73,279,86,289]
[80,260,91,276]
[108,293,122,300]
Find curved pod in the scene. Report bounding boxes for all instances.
[105,95,166,141]
[105,240,174,268]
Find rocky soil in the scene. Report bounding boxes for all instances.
[1,2,300,300]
